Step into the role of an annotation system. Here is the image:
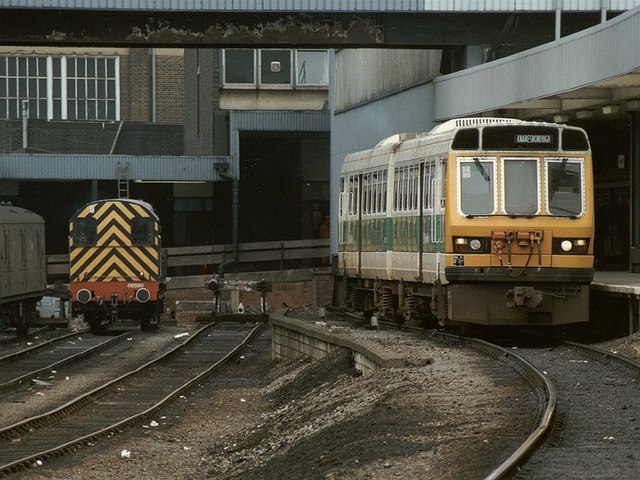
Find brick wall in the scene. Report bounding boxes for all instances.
[120,48,184,124]
[0,119,183,155]
[166,269,333,328]
[155,50,185,124]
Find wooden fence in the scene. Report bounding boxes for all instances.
[46,238,330,280]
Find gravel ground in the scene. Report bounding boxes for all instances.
[13,310,542,480]
[6,311,640,480]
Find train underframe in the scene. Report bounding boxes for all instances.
[78,298,164,334]
[0,296,42,336]
[338,274,589,329]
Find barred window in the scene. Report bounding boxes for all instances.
[0,55,119,121]
[362,170,388,215]
[394,165,420,212]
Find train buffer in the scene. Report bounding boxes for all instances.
[198,277,272,323]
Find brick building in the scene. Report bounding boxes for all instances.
[0,47,186,253]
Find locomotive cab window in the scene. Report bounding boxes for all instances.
[73,218,97,246]
[546,158,584,217]
[458,157,495,216]
[132,218,155,246]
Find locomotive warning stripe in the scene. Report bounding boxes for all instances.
[70,246,159,282]
[69,200,160,283]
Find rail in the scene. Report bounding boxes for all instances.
[46,238,330,279]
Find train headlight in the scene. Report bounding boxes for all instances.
[553,238,589,254]
[135,288,151,303]
[77,289,92,304]
[453,237,488,253]
[469,239,482,251]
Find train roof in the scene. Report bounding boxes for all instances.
[0,203,44,224]
[342,117,590,175]
[70,198,158,220]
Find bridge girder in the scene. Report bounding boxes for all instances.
[0,10,605,48]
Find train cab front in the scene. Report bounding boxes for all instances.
[442,226,594,327]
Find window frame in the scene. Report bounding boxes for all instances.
[0,54,119,121]
[544,157,586,217]
[500,156,541,216]
[222,48,329,90]
[457,156,497,216]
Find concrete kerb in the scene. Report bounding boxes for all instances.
[270,309,408,373]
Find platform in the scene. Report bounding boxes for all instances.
[591,271,640,334]
[592,271,640,295]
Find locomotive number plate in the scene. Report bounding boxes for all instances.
[453,255,465,266]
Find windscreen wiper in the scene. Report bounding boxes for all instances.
[473,157,490,182]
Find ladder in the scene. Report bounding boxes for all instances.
[116,161,130,199]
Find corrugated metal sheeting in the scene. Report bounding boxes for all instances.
[4,0,640,11]
[230,110,330,132]
[0,154,232,181]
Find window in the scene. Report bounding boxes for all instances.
[546,158,584,216]
[0,56,47,119]
[0,55,119,121]
[223,48,328,88]
[394,165,420,212]
[260,49,291,85]
[132,218,155,246]
[224,49,255,84]
[503,158,539,215]
[459,157,495,216]
[362,170,387,215]
[73,218,98,246]
[296,50,328,85]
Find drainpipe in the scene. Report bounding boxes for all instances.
[21,100,28,151]
[217,175,239,277]
[554,0,562,40]
[151,48,157,123]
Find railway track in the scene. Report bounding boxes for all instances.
[511,342,640,479]
[0,321,265,477]
[0,330,133,394]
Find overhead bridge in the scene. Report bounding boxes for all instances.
[0,1,635,48]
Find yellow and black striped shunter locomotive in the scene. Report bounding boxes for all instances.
[69,199,165,333]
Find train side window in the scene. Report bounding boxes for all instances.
[458,157,495,216]
[452,128,479,150]
[132,218,155,245]
[546,158,584,217]
[503,158,539,215]
[73,218,97,246]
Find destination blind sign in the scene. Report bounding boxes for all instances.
[515,134,553,144]
[483,126,559,150]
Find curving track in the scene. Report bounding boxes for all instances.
[511,342,640,479]
[0,321,265,477]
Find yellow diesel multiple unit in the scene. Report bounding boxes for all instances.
[338,118,594,328]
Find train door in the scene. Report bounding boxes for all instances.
[338,173,361,275]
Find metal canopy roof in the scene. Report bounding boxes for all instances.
[433,5,640,123]
[0,154,234,182]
